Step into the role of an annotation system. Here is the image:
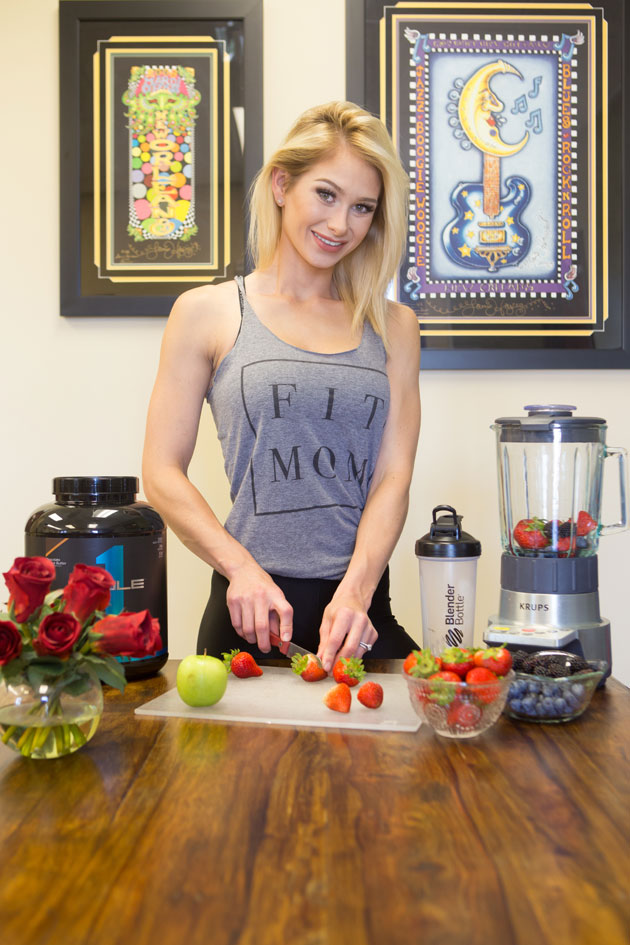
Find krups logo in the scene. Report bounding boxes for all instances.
[519,602,550,612]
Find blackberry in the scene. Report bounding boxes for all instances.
[542,520,573,539]
[511,649,530,672]
[568,657,591,674]
[545,660,570,678]
[522,655,543,674]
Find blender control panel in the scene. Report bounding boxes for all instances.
[484,624,578,648]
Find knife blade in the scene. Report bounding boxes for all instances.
[269,631,322,666]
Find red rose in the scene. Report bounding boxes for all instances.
[3,556,56,622]
[91,610,162,658]
[33,612,82,659]
[0,620,23,665]
[61,564,115,622]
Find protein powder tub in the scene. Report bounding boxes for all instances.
[25,476,168,679]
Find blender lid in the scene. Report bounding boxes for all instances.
[415,505,481,558]
[492,405,607,442]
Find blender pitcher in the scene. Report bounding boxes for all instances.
[492,405,627,558]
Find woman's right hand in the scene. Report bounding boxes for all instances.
[225,563,293,652]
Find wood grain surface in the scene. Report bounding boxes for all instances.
[0,660,628,945]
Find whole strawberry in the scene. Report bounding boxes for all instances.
[513,518,549,550]
[473,646,512,677]
[406,648,442,678]
[222,649,263,678]
[440,646,475,678]
[332,656,365,687]
[427,670,460,706]
[291,652,327,681]
[465,666,499,704]
[357,681,383,709]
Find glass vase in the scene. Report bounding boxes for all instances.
[0,664,103,759]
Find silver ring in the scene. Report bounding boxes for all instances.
[358,641,372,651]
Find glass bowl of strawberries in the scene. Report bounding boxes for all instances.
[402,646,514,738]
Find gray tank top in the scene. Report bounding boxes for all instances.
[206,276,390,580]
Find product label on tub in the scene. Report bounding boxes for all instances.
[25,534,167,659]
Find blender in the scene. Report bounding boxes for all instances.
[485,405,627,672]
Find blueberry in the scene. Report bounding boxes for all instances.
[563,691,579,711]
[545,682,561,698]
[521,695,538,716]
[570,682,586,700]
[554,697,569,716]
[576,536,589,550]
[527,680,543,695]
[536,701,550,717]
[509,698,523,713]
[509,679,528,698]
[541,697,556,715]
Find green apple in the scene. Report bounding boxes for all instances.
[176,652,228,707]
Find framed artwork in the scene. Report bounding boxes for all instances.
[60,0,263,317]
[346,0,630,367]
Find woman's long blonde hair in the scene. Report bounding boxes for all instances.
[247,101,409,347]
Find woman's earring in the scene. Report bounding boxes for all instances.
[276,197,284,207]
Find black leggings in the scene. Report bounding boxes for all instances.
[197,566,419,661]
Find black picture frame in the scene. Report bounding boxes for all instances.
[60,0,263,317]
[346,0,630,368]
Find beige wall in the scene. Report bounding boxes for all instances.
[3,0,629,684]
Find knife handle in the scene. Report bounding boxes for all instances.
[269,630,291,656]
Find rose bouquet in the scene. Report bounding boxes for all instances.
[0,556,161,758]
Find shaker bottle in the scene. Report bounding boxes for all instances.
[415,505,482,656]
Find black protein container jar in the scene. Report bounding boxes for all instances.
[25,476,168,679]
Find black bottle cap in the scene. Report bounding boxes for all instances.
[415,504,481,558]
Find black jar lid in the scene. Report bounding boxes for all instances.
[53,476,139,503]
[415,505,481,558]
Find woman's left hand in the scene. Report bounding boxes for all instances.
[317,591,378,673]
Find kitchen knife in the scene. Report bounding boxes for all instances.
[269,631,323,666]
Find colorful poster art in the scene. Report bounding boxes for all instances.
[122,64,201,242]
[379,2,609,341]
[93,36,230,284]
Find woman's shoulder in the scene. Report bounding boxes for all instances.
[164,279,242,365]
[385,299,419,343]
[169,279,240,324]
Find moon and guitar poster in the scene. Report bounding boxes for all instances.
[360,1,628,366]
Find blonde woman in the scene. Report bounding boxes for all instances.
[143,101,421,672]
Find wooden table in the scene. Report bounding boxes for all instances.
[0,661,628,945]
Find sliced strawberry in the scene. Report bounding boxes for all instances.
[577,510,598,536]
[357,681,383,709]
[222,649,263,678]
[332,656,365,687]
[291,652,327,681]
[324,682,352,713]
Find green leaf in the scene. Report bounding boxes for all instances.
[82,654,126,692]
[44,589,64,607]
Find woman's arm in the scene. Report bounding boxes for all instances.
[317,302,421,670]
[142,284,294,650]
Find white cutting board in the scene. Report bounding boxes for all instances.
[135,666,421,733]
